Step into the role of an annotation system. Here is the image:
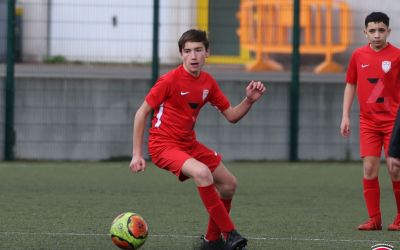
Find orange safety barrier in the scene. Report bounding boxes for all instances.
[237,0,351,73]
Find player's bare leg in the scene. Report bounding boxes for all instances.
[182,158,214,186]
[363,156,380,179]
[213,162,237,199]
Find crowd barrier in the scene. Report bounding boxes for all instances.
[237,0,351,73]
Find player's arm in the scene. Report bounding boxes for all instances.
[340,83,356,137]
[390,107,400,157]
[222,80,266,123]
[388,107,400,168]
[129,101,152,173]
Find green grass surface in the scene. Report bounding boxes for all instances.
[0,161,399,249]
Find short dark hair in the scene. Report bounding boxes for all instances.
[365,12,389,27]
[178,29,209,53]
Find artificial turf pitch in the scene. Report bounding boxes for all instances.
[0,161,399,249]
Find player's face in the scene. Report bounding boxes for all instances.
[180,42,209,77]
[364,21,391,51]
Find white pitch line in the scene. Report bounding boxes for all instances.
[0,232,106,236]
[1,231,400,244]
[247,236,400,244]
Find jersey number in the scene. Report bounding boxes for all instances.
[366,78,384,103]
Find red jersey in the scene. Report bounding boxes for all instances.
[145,65,230,143]
[346,43,400,125]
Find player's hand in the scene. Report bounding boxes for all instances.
[389,157,400,169]
[340,117,350,137]
[129,155,146,173]
[245,80,266,103]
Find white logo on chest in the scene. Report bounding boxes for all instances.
[382,61,391,73]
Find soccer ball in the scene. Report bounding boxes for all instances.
[110,212,148,250]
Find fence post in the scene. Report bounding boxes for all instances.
[151,0,159,86]
[4,0,16,161]
[289,0,300,162]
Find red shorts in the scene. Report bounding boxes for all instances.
[148,139,222,181]
[359,121,394,157]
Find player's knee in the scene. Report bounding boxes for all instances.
[363,164,378,179]
[228,176,237,196]
[192,166,213,185]
[220,175,237,198]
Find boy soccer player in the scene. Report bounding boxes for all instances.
[340,12,400,231]
[129,29,266,249]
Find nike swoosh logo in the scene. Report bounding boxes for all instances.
[180,91,190,95]
[361,64,369,68]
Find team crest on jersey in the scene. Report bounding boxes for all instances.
[382,61,391,73]
[202,89,209,101]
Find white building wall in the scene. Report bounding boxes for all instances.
[18,0,49,62]
[16,0,400,64]
[49,0,154,63]
[343,0,400,49]
[159,0,197,63]
[47,0,196,64]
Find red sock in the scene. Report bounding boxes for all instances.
[363,178,381,218]
[205,199,232,241]
[392,180,400,214]
[197,185,234,235]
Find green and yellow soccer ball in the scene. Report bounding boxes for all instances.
[110,212,148,250]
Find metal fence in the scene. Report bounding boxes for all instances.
[1,0,400,161]
[2,0,400,64]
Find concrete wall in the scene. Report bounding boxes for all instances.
[0,74,360,161]
[10,77,149,160]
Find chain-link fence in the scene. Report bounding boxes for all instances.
[1,0,400,161]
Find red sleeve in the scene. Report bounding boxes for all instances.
[207,78,230,112]
[346,51,358,85]
[145,76,171,109]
